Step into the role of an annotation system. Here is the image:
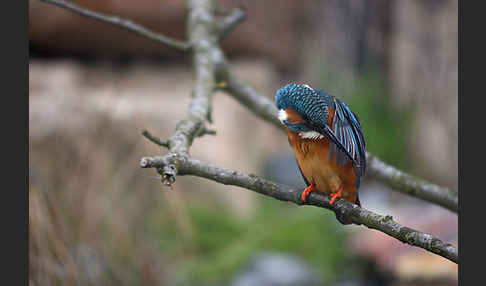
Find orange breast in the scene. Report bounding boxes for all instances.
[286,127,358,204]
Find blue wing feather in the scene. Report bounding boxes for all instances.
[329,97,366,176]
[312,88,366,176]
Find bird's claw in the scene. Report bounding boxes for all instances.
[301,184,315,202]
[329,186,344,205]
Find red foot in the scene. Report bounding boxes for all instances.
[301,184,315,202]
[329,186,344,205]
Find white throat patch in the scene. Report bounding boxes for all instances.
[278,109,288,124]
[299,131,325,140]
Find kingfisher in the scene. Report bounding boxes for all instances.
[275,83,366,224]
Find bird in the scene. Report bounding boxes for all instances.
[275,83,366,224]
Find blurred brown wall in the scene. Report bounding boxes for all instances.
[29,0,316,71]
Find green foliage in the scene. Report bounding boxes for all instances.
[344,73,413,169]
[148,195,349,285]
[253,197,348,278]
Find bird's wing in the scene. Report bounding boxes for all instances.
[328,97,366,176]
[303,90,366,176]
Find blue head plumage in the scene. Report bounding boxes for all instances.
[275,83,333,132]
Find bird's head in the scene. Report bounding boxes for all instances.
[275,83,330,133]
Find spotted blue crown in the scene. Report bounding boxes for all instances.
[275,83,333,131]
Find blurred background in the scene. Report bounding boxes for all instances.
[29,0,458,285]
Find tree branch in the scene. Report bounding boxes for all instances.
[217,70,282,126]
[366,153,458,213]
[216,69,458,213]
[144,0,229,186]
[140,155,458,264]
[38,0,191,51]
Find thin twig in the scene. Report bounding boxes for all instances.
[217,7,247,41]
[39,0,191,51]
[140,155,458,264]
[195,127,217,137]
[142,130,169,148]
